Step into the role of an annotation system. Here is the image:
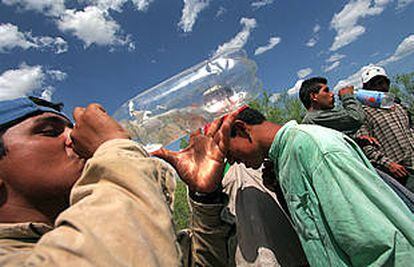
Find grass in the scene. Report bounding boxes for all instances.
[173,179,190,230]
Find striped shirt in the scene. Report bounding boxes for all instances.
[356,104,414,169]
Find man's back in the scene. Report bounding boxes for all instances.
[356,103,414,191]
[358,104,414,165]
[222,163,307,266]
[269,122,414,267]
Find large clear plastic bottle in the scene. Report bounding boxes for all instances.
[354,89,395,109]
[113,49,261,151]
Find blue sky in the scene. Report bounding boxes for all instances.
[0,0,413,116]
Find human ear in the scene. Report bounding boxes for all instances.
[233,121,251,140]
[310,92,318,102]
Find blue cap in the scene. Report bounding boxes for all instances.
[0,97,70,130]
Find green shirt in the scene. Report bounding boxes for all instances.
[302,93,365,135]
[269,121,414,267]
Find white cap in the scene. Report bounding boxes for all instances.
[361,65,388,84]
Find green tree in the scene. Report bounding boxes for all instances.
[390,72,414,121]
[249,89,305,124]
[173,136,190,230]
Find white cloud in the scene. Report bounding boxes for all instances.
[326,53,346,63]
[46,70,67,81]
[334,64,372,90]
[251,0,274,9]
[335,35,414,90]
[330,0,391,51]
[178,0,211,33]
[306,24,321,47]
[57,6,134,48]
[2,0,65,16]
[36,36,68,54]
[254,36,281,55]
[324,61,341,72]
[0,64,67,101]
[323,53,345,72]
[306,38,318,47]
[132,0,154,11]
[397,0,414,9]
[0,23,68,54]
[287,79,304,95]
[297,68,312,79]
[377,34,414,65]
[215,18,257,55]
[215,6,226,18]
[0,23,35,51]
[40,87,54,101]
[82,0,154,12]
[269,92,281,103]
[313,24,321,33]
[82,0,128,12]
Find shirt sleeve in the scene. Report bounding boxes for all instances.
[355,121,393,169]
[185,196,233,267]
[25,139,181,267]
[311,151,414,266]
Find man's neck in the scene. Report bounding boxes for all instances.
[0,189,66,225]
[0,204,53,225]
[255,121,282,157]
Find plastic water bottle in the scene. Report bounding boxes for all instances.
[355,89,395,109]
[113,49,261,152]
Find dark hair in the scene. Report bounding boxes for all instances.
[0,97,64,159]
[362,75,390,90]
[299,77,328,109]
[231,107,266,137]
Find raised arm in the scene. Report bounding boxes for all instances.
[24,104,180,266]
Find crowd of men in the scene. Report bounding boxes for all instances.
[0,65,413,267]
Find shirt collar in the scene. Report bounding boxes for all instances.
[269,120,298,163]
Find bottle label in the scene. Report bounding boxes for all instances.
[355,89,383,108]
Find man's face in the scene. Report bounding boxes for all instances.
[227,134,264,169]
[366,76,390,92]
[0,112,85,203]
[312,84,335,110]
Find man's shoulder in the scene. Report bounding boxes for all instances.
[362,103,406,116]
[361,104,384,116]
[302,112,313,123]
[283,123,345,151]
[302,108,339,123]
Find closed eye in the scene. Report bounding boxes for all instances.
[32,116,71,138]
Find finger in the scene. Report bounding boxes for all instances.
[73,107,85,123]
[151,148,179,166]
[370,137,380,146]
[70,134,89,159]
[400,167,409,176]
[206,116,224,137]
[216,109,240,152]
[88,103,107,113]
[395,168,406,178]
[395,170,405,178]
